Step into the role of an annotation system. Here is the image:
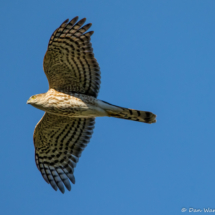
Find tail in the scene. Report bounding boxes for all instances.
[101,101,156,124]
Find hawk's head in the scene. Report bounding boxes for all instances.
[27,95,39,105]
[27,94,49,112]
[27,94,46,107]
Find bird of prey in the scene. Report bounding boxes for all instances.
[27,16,156,193]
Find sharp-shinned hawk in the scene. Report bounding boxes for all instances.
[27,16,156,193]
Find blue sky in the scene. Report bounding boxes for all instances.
[1,0,215,214]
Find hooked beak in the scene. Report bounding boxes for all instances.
[27,99,30,104]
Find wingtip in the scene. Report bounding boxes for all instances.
[63,19,69,24]
[58,184,65,194]
[88,31,94,36]
[86,23,92,27]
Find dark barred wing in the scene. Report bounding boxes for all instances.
[33,113,95,193]
[43,16,101,98]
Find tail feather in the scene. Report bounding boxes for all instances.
[107,107,156,124]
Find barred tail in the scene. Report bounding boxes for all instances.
[106,107,156,124]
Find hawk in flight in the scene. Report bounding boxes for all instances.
[27,16,156,193]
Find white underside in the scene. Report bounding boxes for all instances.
[72,105,108,118]
[71,100,121,118]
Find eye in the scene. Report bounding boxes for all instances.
[32,96,36,99]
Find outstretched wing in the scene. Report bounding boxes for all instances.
[33,113,95,193]
[43,16,101,98]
